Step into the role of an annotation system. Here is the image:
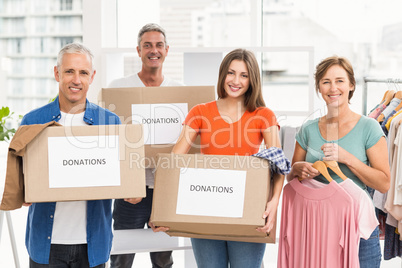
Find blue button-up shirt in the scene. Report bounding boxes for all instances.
[21,96,121,267]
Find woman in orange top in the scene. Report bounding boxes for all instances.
[162,48,284,267]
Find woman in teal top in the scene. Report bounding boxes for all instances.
[296,116,384,190]
[288,56,390,268]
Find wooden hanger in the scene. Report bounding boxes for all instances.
[312,161,333,182]
[383,89,396,106]
[323,160,347,180]
[380,90,390,103]
[377,114,385,123]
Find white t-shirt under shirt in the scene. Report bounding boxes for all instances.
[51,111,87,244]
[108,73,184,88]
[108,73,184,187]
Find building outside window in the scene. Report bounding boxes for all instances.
[60,0,73,11]
[0,0,83,117]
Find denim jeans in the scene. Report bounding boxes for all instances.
[111,187,173,268]
[359,226,382,268]
[191,238,266,268]
[29,244,105,268]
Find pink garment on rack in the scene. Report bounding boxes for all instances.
[278,179,360,268]
[301,178,378,239]
[368,103,387,119]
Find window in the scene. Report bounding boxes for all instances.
[7,0,25,13]
[60,0,73,11]
[261,51,310,113]
[57,17,73,32]
[8,99,26,114]
[11,58,24,74]
[34,79,49,95]
[9,79,25,95]
[32,38,49,54]
[8,38,24,54]
[34,17,47,33]
[32,0,49,13]
[58,37,75,48]
[8,18,25,34]
[33,58,50,75]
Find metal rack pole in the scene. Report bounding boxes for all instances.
[0,210,21,268]
[362,77,402,115]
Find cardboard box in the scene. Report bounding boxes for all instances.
[150,153,276,243]
[23,124,145,202]
[98,86,215,167]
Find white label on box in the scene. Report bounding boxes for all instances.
[131,103,188,145]
[48,135,121,188]
[176,168,247,218]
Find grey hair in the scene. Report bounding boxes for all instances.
[137,23,167,47]
[56,43,94,71]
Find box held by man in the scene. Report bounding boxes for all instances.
[23,124,145,202]
[98,86,215,167]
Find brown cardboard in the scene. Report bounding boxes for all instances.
[150,153,276,243]
[23,124,145,202]
[98,86,215,167]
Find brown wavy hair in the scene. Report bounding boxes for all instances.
[217,48,265,112]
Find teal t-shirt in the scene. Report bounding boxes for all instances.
[295,116,384,189]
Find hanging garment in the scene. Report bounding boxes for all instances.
[385,124,402,218]
[392,124,402,205]
[385,109,402,132]
[368,103,387,119]
[378,98,402,122]
[384,223,402,260]
[375,108,402,259]
[373,112,402,211]
[381,110,397,135]
[301,178,378,240]
[302,178,379,239]
[368,103,381,115]
[278,179,359,268]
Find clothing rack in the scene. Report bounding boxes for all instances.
[362,77,402,115]
[0,210,20,268]
[363,77,402,265]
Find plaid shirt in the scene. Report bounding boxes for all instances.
[253,147,291,177]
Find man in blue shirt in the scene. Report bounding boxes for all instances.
[21,43,120,268]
